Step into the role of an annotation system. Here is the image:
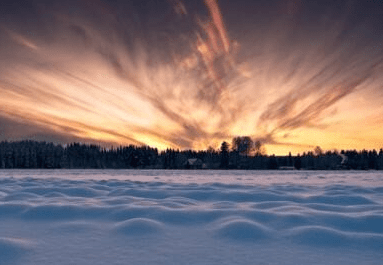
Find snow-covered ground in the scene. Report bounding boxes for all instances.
[1,170,383,265]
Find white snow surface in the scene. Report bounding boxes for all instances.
[1,170,383,265]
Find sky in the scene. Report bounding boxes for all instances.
[0,0,382,155]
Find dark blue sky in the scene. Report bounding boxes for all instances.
[1,0,381,66]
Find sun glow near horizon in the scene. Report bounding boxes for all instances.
[0,0,382,155]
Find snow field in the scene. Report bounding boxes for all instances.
[0,171,383,264]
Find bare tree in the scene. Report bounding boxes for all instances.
[232,136,253,156]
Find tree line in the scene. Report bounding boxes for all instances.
[0,139,383,170]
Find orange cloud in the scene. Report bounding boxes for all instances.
[0,0,382,155]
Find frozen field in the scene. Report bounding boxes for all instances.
[1,170,383,265]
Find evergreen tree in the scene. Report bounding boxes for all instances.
[220,141,229,168]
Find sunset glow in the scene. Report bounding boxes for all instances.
[0,0,382,154]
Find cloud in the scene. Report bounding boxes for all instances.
[0,0,382,153]
[0,115,113,145]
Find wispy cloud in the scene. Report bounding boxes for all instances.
[0,0,382,153]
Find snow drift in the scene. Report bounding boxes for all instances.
[0,170,382,264]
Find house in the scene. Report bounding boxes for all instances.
[279,166,296,170]
[336,154,349,169]
[185,158,204,169]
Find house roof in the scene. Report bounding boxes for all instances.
[187,158,203,165]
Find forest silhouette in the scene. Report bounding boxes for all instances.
[0,139,382,170]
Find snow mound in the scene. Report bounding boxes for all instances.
[22,205,86,220]
[287,226,350,247]
[0,237,34,263]
[287,226,383,249]
[0,170,383,265]
[113,218,164,236]
[307,194,375,205]
[52,221,99,234]
[213,218,272,241]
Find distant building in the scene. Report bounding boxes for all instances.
[336,154,348,169]
[185,158,204,169]
[279,166,296,170]
[339,154,348,165]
